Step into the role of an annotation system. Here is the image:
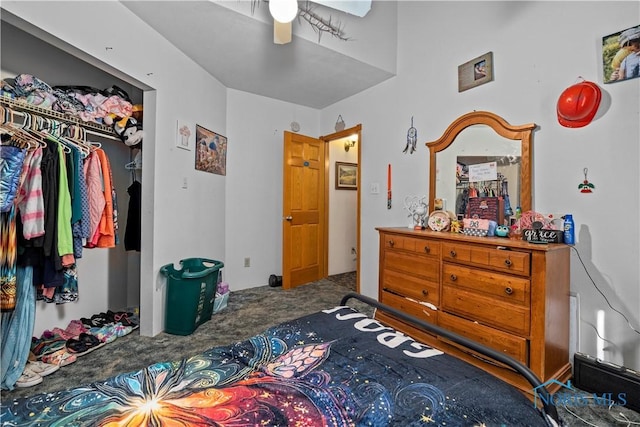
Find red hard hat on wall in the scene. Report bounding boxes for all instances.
[557,79,602,128]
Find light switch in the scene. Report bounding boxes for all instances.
[182,177,188,189]
[370,182,380,194]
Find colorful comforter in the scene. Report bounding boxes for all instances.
[1,306,551,426]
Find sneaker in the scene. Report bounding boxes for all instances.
[15,367,43,388]
[112,322,133,337]
[65,320,88,337]
[27,360,59,377]
[89,324,117,343]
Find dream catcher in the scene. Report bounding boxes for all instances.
[403,116,417,154]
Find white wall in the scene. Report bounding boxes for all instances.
[224,89,321,290]
[321,1,640,370]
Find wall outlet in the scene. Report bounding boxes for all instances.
[244,257,250,267]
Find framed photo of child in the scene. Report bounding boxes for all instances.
[603,25,640,83]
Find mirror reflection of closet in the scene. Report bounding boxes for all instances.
[426,111,535,219]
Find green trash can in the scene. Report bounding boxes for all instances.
[160,258,224,335]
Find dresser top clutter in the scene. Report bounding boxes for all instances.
[375,111,571,399]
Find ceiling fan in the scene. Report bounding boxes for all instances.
[268,0,371,44]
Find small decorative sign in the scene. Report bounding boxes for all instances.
[522,228,563,243]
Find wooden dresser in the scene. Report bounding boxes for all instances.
[376,227,571,397]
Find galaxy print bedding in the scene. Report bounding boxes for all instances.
[1,306,551,426]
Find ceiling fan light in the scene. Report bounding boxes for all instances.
[269,0,298,23]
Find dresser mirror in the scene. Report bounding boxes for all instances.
[426,111,535,219]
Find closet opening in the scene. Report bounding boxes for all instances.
[1,18,154,338]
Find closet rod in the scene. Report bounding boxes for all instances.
[0,98,119,140]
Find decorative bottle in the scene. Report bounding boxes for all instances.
[563,214,575,245]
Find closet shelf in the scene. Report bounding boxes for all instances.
[1,97,117,139]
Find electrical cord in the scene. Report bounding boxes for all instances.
[571,246,640,336]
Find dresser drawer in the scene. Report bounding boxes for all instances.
[441,285,530,336]
[382,268,439,305]
[384,251,439,283]
[380,290,438,326]
[438,311,528,365]
[442,242,530,276]
[382,234,440,258]
[442,264,530,306]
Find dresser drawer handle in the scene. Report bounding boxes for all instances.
[388,239,395,247]
[424,246,430,253]
[505,287,513,295]
[449,274,457,281]
[504,259,512,267]
[422,289,429,296]
[449,250,457,257]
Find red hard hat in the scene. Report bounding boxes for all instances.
[557,80,601,128]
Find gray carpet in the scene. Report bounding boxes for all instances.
[3,272,639,426]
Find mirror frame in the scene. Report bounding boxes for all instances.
[426,111,536,215]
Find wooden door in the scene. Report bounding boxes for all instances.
[282,131,326,289]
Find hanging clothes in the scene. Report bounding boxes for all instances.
[89,148,116,248]
[124,179,141,251]
[0,205,18,311]
[14,146,45,240]
[1,265,35,390]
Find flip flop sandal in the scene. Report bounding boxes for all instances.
[91,313,111,327]
[113,312,137,328]
[15,367,43,388]
[78,333,106,354]
[66,338,89,354]
[41,349,77,366]
[27,360,59,377]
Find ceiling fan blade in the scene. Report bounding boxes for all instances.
[273,20,292,44]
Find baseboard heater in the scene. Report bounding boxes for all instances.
[573,352,640,413]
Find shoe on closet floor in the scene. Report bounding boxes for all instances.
[27,360,59,377]
[15,367,43,388]
[40,349,77,366]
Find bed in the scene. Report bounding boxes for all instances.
[1,293,559,426]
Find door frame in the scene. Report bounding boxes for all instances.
[320,124,362,292]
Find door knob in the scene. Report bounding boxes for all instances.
[285,216,293,221]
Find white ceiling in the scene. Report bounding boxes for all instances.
[121,0,396,109]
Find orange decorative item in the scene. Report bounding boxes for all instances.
[557,79,601,128]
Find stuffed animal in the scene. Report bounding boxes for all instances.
[104,104,144,149]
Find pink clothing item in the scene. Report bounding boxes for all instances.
[96,95,132,122]
[83,151,105,247]
[14,147,45,239]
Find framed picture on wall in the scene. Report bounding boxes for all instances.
[458,52,494,92]
[602,25,640,83]
[176,120,194,150]
[335,162,357,190]
[195,124,227,175]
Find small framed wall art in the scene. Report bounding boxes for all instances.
[176,120,194,150]
[195,124,227,176]
[458,52,494,92]
[335,162,357,190]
